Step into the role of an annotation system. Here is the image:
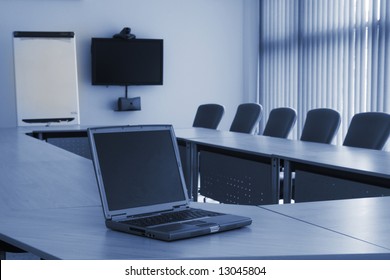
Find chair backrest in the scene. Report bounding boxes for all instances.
[343,112,390,150]
[262,107,297,138]
[300,108,341,144]
[192,103,225,129]
[229,103,263,134]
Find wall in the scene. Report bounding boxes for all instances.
[0,0,259,129]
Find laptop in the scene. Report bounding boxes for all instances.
[88,125,252,241]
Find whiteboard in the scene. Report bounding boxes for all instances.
[13,32,80,126]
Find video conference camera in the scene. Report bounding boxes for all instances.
[113,27,136,40]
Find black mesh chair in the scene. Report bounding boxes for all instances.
[343,112,390,150]
[300,108,341,144]
[263,107,297,138]
[192,104,225,129]
[229,103,263,134]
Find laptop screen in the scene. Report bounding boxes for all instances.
[92,128,187,211]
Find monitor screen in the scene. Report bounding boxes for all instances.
[92,129,186,211]
[91,38,163,86]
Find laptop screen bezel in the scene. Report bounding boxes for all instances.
[88,125,190,220]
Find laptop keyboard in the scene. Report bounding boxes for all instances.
[123,209,223,227]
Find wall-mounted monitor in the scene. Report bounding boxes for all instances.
[91,38,163,86]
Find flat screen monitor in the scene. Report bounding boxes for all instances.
[91,38,163,86]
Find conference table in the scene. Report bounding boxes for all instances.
[174,128,390,204]
[261,196,390,252]
[0,127,100,213]
[1,126,390,259]
[175,128,281,204]
[18,125,390,205]
[2,201,390,260]
[22,126,390,205]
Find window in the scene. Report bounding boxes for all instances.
[259,0,390,148]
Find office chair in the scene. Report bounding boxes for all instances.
[343,112,390,150]
[229,103,263,134]
[285,109,341,200]
[262,107,297,138]
[192,103,225,129]
[300,108,341,144]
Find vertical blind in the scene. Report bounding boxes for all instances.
[259,0,390,147]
